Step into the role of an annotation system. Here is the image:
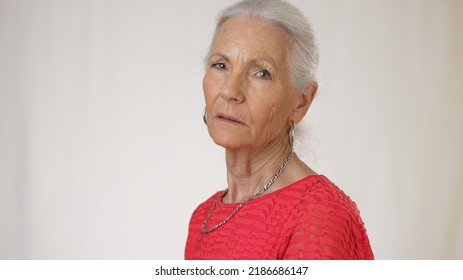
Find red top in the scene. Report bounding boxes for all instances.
[185,175,374,260]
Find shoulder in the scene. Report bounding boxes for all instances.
[297,175,368,235]
[188,191,223,223]
[291,175,361,216]
[186,191,222,240]
[284,175,374,259]
[290,175,368,239]
[195,191,223,210]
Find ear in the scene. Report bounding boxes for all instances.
[291,82,318,124]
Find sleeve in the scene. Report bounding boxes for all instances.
[282,202,372,260]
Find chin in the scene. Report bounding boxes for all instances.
[209,132,247,150]
[212,137,246,150]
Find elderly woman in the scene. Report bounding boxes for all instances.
[185,0,373,260]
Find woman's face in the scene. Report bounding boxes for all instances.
[203,17,297,150]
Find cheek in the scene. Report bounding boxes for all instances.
[252,93,282,124]
[202,72,216,103]
[250,92,292,140]
[247,96,278,139]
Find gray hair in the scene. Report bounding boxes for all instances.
[207,0,319,91]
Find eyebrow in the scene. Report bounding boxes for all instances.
[209,52,230,62]
[210,52,278,69]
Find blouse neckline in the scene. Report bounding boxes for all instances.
[216,174,326,207]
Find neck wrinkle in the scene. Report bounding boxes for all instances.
[224,136,292,203]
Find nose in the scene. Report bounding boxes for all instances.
[220,73,245,103]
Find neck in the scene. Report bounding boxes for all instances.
[224,136,293,203]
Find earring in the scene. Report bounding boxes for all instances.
[203,107,207,125]
[289,121,295,147]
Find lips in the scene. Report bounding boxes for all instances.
[216,113,244,124]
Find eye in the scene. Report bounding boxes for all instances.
[256,69,272,80]
[211,63,226,70]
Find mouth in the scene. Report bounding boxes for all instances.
[215,114,244,125]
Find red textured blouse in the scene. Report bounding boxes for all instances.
[185,175,373,260]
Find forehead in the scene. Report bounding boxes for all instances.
[211,17,290,63]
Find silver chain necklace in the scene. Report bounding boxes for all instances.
[202,149,294,234]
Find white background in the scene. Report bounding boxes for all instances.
[0,0,462,259]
